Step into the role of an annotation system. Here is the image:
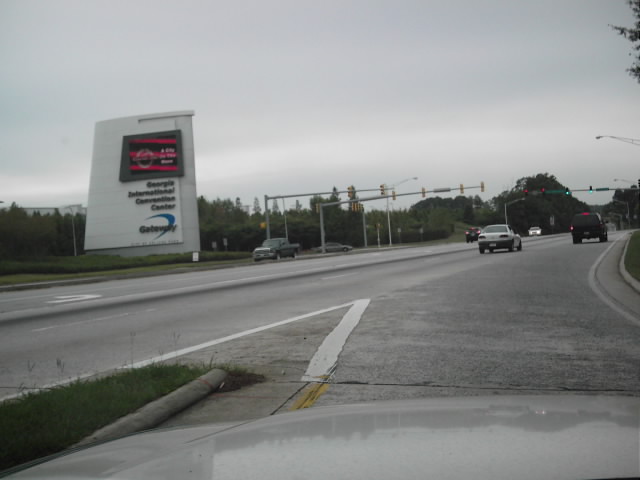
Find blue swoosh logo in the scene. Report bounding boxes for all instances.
[146,213,176,240]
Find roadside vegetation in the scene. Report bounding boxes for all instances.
[625,231,640,282]
[0,363,264,472]
[1,173,636,261]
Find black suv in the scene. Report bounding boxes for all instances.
[570,213,608,244]
[465,227,481,243]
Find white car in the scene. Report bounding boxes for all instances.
[4,396,638,479]
[528,226,542,236]
[478,224,522,253]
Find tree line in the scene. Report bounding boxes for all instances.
[1,173,636,259]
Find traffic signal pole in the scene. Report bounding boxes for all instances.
[316,183,485,253]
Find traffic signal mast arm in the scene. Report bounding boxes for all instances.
[319,183,486,208]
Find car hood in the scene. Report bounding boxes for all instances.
[5,395,639,479]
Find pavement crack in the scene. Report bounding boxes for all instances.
[332,381,640,394]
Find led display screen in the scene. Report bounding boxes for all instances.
[120,130,184,182]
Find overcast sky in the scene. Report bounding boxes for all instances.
[1,0,638,212]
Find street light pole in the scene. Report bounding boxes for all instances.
[384,176,417,247]
[614,179,639,228]
[64,205,78,257]
[613,199,630,229]
[504,198,525,225]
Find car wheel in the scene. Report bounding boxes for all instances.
[343,247,349,252]
[479,247,485,254]
[489,248,494,253]
[276,252,281,260]
[508,241,514,252]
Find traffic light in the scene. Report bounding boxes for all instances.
[347,186,354,199]
[589,185,593,194]
[565,188,571,196]
[524,188,529,196]
[421,187,426,198]
[459,184,464,194]
[380,184,386,195]
[540,187,546,195]
[480,181,485,193]
[392,190,397,200]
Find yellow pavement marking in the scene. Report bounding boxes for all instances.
[290,382,330,410]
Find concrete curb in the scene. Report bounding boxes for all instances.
[74,368,227,447]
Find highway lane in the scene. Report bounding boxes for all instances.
[0,241,481,399]
[316,231,640,406]
[1,232,637,401]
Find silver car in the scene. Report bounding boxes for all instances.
[478,224,522,253]
[314,242,353,253]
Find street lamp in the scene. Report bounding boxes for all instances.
[504,198,524,225]
[383,176,418,246]
[612,200,630,229]
[614,178,635,185]
[595,135,640,146]
[613,179,638,228]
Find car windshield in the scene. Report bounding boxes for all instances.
[2,1,639,476]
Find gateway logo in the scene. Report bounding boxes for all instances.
[139,213,177,239]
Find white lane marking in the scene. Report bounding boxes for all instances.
[127,301,358,369]
[47,294,102,304]
[31,309,157,332]
[321,273,358,281]
[301,298,370,382]
[588,236,640,327]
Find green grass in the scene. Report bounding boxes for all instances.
[0,252,253,286]
[0,251,252,276]
[0,363,265,472]
[624,231,640,282]
[0,363,210,472]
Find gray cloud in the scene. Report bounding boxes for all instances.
[0,0,638,209]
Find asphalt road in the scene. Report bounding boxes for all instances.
[1,232,638,404]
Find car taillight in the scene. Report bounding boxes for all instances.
[570,226,574,231]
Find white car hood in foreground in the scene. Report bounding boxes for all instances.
[5,395,639,479]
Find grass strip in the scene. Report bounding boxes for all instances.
[624,231,640,282]
[0,363,212,471]
[0,251,252,277]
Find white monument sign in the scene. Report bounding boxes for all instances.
[84,111,200,256]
